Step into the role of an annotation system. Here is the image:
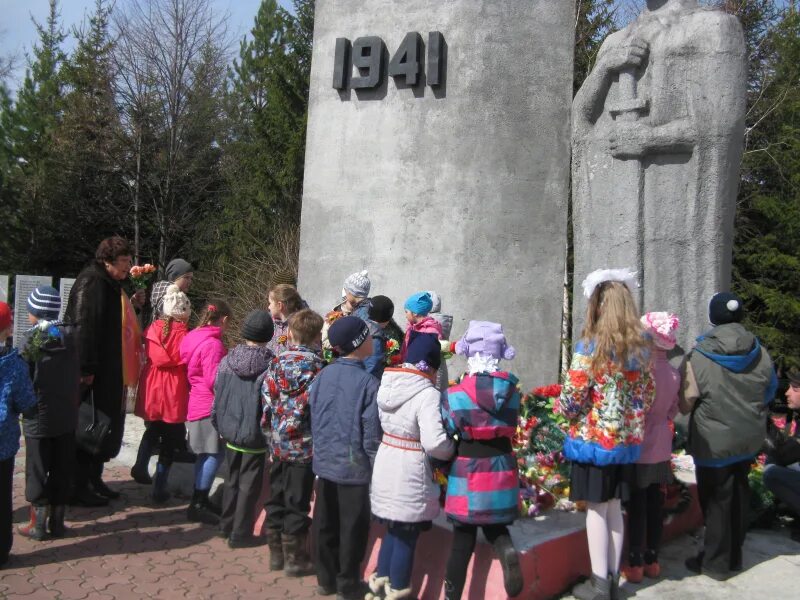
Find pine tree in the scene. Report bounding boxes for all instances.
[733,2,800,369]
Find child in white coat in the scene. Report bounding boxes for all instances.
[367,333,454,599]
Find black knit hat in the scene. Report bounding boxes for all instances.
[406,332,441,371]
[368,295,395,323]
[241,309,274,343]
[328,316,370,355]
[708,292,744,326]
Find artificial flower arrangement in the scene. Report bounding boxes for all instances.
[515,385,577,517]
[129,263,157,290]
[22,320,63,363]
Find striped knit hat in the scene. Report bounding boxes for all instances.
[27,286,61,320]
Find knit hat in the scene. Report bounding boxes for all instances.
[406,332,442,371]
[368,295,395,323]
[0,302,11,332]
[241,309,275,343]
[162,284,191,322]
[404,292,433,316]
[455,321,516,361]
[641,311,680,351]
[708,292,744,326]
[343,270,371,298]
[328,316,370,355]
[27,285,61,320]
[165,258,193,283]
[427,291,442,313]
[273,268,297,286]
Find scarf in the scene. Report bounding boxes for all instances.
[121,290,142,386]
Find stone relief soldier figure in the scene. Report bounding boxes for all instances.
[571,0,747,349]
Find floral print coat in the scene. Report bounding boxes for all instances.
[557,340,654,466]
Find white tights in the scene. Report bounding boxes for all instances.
[585,499,624,579]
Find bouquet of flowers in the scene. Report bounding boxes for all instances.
[129,263,157,290]
[323,310,345,363]
[385,338,401,366]
[22,320,63,363]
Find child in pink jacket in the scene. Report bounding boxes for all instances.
[400,292,443,362]
[179,300,230,525]
[624,312,681,582]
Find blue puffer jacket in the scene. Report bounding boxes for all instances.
[309,357,381,484]
[0,347,37,461]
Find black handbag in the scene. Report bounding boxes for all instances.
[75,389,111,456]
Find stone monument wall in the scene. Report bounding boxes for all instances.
[298,0,574,385]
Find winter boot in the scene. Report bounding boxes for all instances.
[267,530,284,571]
[47,505,67,538]
[283,531,315,577]
[187,489,220,525]
[364,572,389,599]
[384,584,413,599]
[572,574,611,600]
[492,534,523,597]
[152,462,171,504]
[131,431,154,484]
[609,572,624,600]
[90,462,120,499]
[642,550,660,579]
[18,506,48,541]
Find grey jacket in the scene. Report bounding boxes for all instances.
[212,344,273,450]
[683,323,777,467]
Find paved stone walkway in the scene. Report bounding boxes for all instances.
[2,460,322,599]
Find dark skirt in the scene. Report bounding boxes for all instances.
[372,516,432,532]
[569,462,634,503]
[632,461,672,489]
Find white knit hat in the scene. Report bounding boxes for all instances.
[343,270,371,298]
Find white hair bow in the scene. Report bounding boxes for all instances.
[581,268,638,299]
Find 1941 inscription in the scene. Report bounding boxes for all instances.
[333,31,444,91]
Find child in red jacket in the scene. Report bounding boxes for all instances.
[135,284,192,503]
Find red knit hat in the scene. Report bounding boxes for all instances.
[0,302,11,332]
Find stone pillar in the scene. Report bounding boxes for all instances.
[298,0,574,386]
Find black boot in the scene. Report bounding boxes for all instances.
[283,532,314,577]
[71,462,109,507]
[267,530,284,570]
[131,430,153,484]
[187,489,219,525]
[493,534,523,597]
[90,462,120,499]
[48,505,67,537]
[205,485,223,516]
[18,506,48,541]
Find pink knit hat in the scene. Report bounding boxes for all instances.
[641,311,679,350]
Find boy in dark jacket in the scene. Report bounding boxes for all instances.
[310,316,381,600]
[211,310,274,548]
[0,301,38,566]
[681,293,777,575]
[18,287,81,541]
[263,309,325,576]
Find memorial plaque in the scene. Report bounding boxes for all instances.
[13,275,52,348]
[0,275,8,304]
[298,1,574,384]
[59,278,76,320]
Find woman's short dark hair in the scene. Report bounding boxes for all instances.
[95,236,132,263]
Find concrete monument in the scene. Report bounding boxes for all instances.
[298,0,574,385]
[571,0,747,349]
[13,275,52,349]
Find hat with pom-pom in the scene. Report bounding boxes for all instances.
[641,311,680,350]
[455,321,515,361]
[343,270,371,298]
[708,292,744,326]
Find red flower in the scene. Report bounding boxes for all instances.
[568,370,589,388]
[533,384,562,398]
[624,371,640,383]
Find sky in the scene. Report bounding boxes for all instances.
[0,0,292,92]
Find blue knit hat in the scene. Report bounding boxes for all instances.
[27,286,61,320]
[406,332,441,371]
[404,292,433,316]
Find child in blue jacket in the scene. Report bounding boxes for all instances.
[0,301,38,566]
